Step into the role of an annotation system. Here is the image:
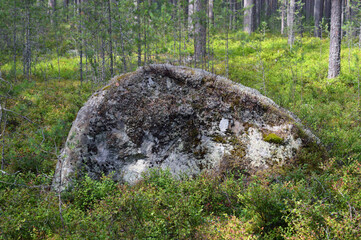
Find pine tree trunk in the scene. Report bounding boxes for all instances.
[288,0,296,47]
[208,0,214,26]
[194,0,206,67]
[281,0,286,35]
[137,0,142,67]
[188,0,194,32]
[359,25,361,49]
[324,0,331,29]
[328,0,342,79]
[314,0,324,38]
[244,0,254,34]
[107,0,113,76]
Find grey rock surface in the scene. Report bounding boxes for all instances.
[53,64,326,191]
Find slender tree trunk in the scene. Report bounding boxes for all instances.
[120,24,127,72]
[79,2,83,85]
[254,0,258,31]
[244,0,254,34]
[137,0,142,67]
[24,0,31,81]
[314,0,324,38]
[107,0,113,76]
[208,0,214,26]
[281,0,286,35]
[12,0,17,81]
[188,0,194,33]
[288,0,296,47]
[328,0,342,79]
[324,0,331,29]
[359,25,361,49]
[194,0,206,67]
[48,0,56,12]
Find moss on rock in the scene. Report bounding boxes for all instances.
[263,133,284,144]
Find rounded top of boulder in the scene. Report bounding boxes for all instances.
[53,64,326,191]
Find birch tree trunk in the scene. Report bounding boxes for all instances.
[328,0,342,79]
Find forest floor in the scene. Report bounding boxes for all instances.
[1,33,361,239]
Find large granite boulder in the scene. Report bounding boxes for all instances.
[53,64,326,191]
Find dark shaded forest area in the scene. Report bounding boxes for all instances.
[1,0,361,239]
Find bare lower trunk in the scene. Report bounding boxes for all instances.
[79,3,83,85]
[314,0,324,38]
[281,0,286,35]
[288,0,296,47]
[243,0,254,34]
[188,0,194,33]
[328,0,342,79]
[208,0,213,26]
[359,25,361,49]
[107,0,113,76]
[137,0,141,67]
[194,0,206,67]
[324,0,331,29]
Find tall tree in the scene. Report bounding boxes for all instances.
[208,0,214,26]
[328,0,342,78]
[107,0,113,76]
[194,0,206,66]
[314,0,324,38]
[244,0,254,34]
[324,0,331,28]
[280,0,287,35]
[188,0,194,32]
[288,0,296,47]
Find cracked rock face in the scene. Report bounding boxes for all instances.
[53,64,326,191]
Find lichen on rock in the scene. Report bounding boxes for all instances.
[53,64,327,191]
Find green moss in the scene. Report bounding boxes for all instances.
[212,135,227,144]
[263,133,284,144]
[101,84,112,91]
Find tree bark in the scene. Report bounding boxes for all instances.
[314,0,324,38]
[48,0,56,11]
[244,0,254,34]
[188,0,194,32]
[324,0,331,28]
[328,0,342,79]
[281,0,287,35]
[208,0,214,26]
[137,0,142,67]
[107,0,113,76]
[288,0,296,47]
[194,0,206,67]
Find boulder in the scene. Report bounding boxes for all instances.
[53,64,326,191]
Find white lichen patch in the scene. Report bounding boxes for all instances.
[244,127,302,169]
[219,118,229,133]
[122,160,149,184]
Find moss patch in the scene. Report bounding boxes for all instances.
[263,133,284,144]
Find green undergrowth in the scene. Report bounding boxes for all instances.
[1,32,361,239]
[1,165,360,239]
[1,78,93,173]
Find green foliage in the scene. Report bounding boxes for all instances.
[64,174,117,210]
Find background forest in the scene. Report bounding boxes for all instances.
[1,0,361,239]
